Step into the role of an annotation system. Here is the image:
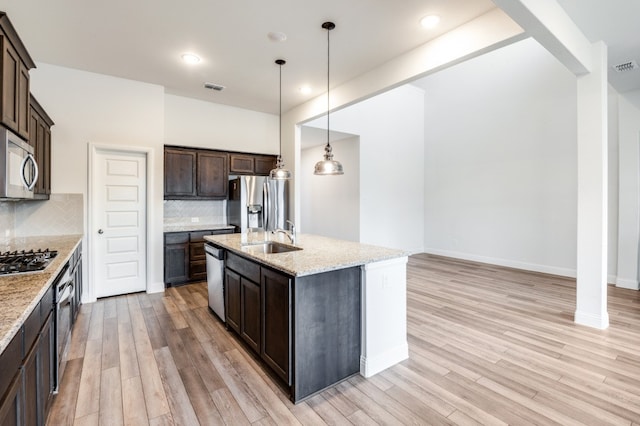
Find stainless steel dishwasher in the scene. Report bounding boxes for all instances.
[205,243,225,322]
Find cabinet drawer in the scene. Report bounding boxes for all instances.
[165,232,189,244]
[189,260,207,281]
[190,242,205,260]
[226,252,260,283]
[211,228,233,235]
[0,330,22,399]
[40,283,54,318]
[189,231,212,242]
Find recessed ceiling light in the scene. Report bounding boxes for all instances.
[181,53,201,64]
[268,32,287,42]
[420,15,440,29]
[299,86,312,95]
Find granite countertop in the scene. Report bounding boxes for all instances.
[164,224,235,233]
[0,234,83,354]
[204,232,408,277]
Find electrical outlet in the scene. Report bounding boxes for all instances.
[191,217,199,223]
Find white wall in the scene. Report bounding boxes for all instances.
[615,90,640,289]
[164,94,277,153]
[303,85,425,252]
[30,63,166,299]
[417,38,579,276]
[300,136,360,241]
[29,63,280,300]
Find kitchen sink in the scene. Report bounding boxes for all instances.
[242,241,302,254]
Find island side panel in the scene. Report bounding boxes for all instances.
[292,267,361,402]
[360,257,409,377]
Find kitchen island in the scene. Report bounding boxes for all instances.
[204,232,409,402]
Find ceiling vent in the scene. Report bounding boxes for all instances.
[613,60,639,73]
[204,82,225,91]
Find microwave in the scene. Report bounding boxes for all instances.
[0,125,38,199]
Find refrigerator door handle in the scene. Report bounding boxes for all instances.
[263,180,270,231]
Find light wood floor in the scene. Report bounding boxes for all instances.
[48,254,640,425]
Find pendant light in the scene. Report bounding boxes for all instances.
[269,59,292,180]
[314,21,344,176]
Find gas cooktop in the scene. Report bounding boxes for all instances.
[0,249,58,275]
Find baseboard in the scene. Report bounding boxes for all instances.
[423,248,576,278]
[147,280,166,294]
[615,277,639,290]
[574,310,609,329]
[360,343,409,378]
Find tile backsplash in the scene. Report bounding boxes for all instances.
[163,199,227,227]
[0,193,84,238]
[0,201,15,238]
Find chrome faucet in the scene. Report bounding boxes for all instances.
[274,220,296,244]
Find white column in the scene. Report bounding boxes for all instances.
[575,41,609,329]
[360,257,408,377]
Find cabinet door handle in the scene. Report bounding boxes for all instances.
[98,229,104,234]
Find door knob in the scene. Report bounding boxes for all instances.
[98,229,104,234]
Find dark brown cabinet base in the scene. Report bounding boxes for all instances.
[0,282,56,426]
[164,229,233,286]
[222,248,361,403]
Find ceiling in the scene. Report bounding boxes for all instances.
[0,1,638,116]
[556,0,640,94]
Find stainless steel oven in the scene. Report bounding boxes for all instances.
[54,263,73,392]
[0,125,38,199]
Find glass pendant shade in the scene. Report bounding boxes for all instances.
[270,155,292,179]
[314,144,344,175]
[314,21,344,176]
[269,59,291,180]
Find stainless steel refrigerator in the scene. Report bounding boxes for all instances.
[227,175,289,233]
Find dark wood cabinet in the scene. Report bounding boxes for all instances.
[164,148,196,197]
[254,155,277,175]
[197,151,228,198]
[164,232,190,285]
[225,268,241,333]
[229,153,277,176]
[219,247,361,403]
[229,153,254,174]
[261,267,291,384]
[164,146,228,199]
[0,331,22,426]
[0,372,21,426]
[225,251,261,352]
[29,95,54,200]
[241,277,261,353]
[165,146,277,198]
[0,281,56,426]
[164,229,233,286]
[23,328,39,426]
[0,12,36,141]
[22,294,54,426]
[188,230,212,282]
[38,312,54,420]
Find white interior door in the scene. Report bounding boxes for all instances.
[92,148,147,298]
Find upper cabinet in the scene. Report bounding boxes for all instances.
[0,13,36,141]
[164,146,278,200]
[164,146,228,199]
[197,150,228,198]
[164,147,196,197]
[229,153,277,176]
[30,95,54,200]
